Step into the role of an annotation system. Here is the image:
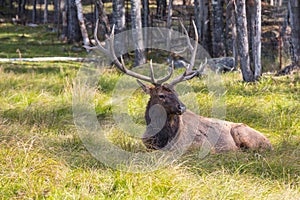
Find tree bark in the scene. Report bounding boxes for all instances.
[18,0,27,23]
[113,0,126,33]
[142,0,149,52]
[211,0,225,57]
[235,0,253,82]
[156,0,167,18]
[95,0,111,39]
[44,0,48,24]
[288,0,300,64]
[142,0,149,28]
[61,0,68,40]
[252,0,262,79]
[67,0,81,43]
[194,0,212,54]
[113,0,126,55]
[32,0,37,23]
[131,0,146,66]
[75,0,91,47]
[229,0,238,69]
[18,0,26,16]
[166,0,173,51]
[54,0,60,24]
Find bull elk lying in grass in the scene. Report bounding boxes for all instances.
[87,20,272,153]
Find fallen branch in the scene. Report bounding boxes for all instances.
[0,57,86,62]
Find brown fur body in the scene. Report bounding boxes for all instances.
[141,84,272,152]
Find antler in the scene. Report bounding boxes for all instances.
[169,21,207,86]
[85,19,174,86]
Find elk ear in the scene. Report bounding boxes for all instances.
[137,79,151,94]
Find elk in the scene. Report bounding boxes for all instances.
[87,20,272,153]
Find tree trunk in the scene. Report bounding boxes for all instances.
[166,0,173,51]
[142,0,149,52]
[18,0,26,16]
[95,0,111,40]
[211,0,225,57]
[68,0,81,43]
[9,0,13,9]
[0,0,4,7]
[156,0,167,18]
[113,0,126,33]
[61,0,68,40]
[288,0,300,64]
[231,6,238,69]
[194,0,212,54]
[142,0,149,28]
[235,0,253,82]
[32,0,37,23]
[44,0,48,24]
[131,0,146,66]
[75,0,90,47]
[252,0,262,79]
[113,0,126,55]
[54,0,60,24]
[194,0,202,42]
[226,0,238,69]
[18,0,27,23]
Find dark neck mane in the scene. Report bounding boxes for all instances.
[142,101,180,150]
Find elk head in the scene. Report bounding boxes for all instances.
[138,81,186,115]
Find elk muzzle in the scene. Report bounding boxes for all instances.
[176,103,186,115]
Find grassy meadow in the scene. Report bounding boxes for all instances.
[0,23,300,199]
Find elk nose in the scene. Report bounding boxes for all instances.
[178,105,186,113]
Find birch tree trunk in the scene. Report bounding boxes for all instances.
[288,0,300,64]
[231,3,238,69]
[166,0,173,51]
[252,0,262,79]
[211,0,225,57]
[142,0,149,51]
[43,0,48,24]
[113,0,126,55]
[113,0,125,33]
[235,0,253,82]
[131,0,146,66]
[75,0,90,47]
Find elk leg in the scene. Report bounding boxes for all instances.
[230,124,272,150]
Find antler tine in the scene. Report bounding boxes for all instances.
[149,60,156,83]
[179,20,198,70]
[84,19,109,53]
[169,21,204,86]
[156,61,174,85]
[169,59,207,85]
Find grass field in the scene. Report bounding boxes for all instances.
[0,23,299,199]
[0,61,299,199]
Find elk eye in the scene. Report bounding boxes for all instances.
[158,94,165,99]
